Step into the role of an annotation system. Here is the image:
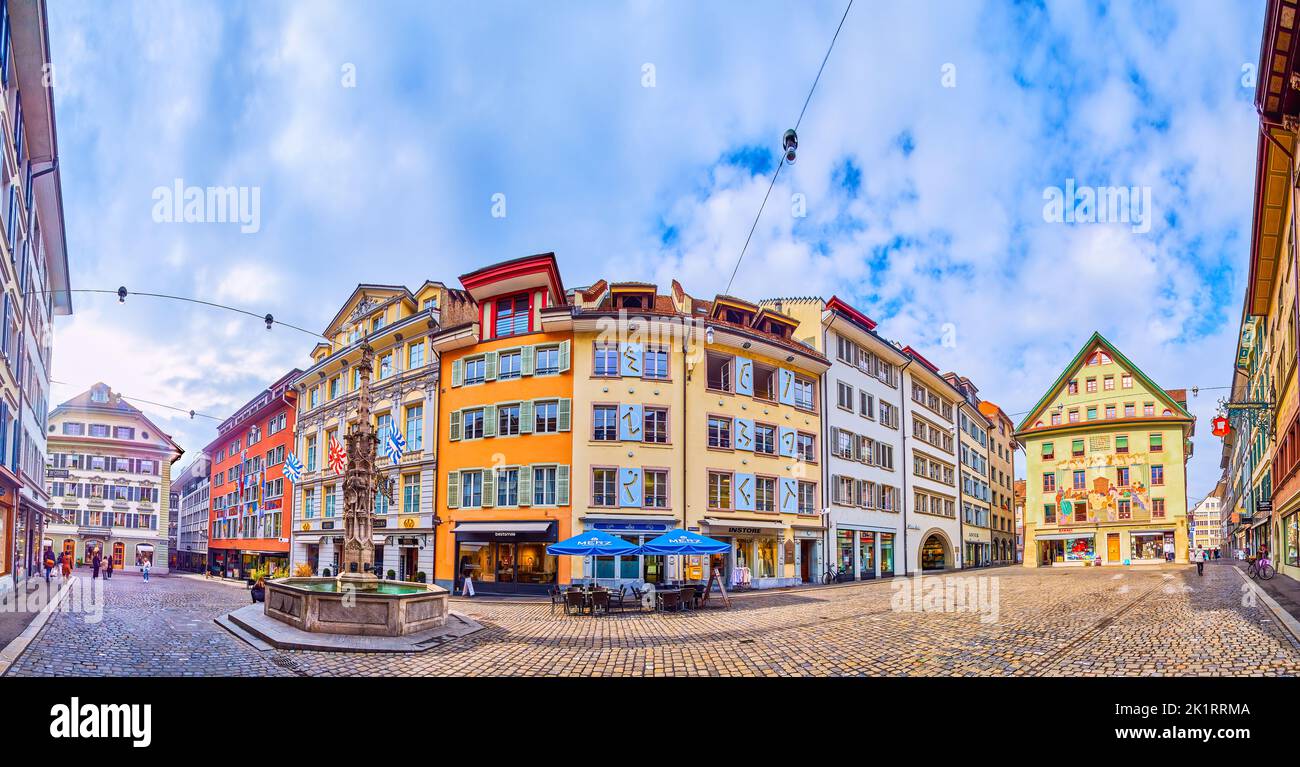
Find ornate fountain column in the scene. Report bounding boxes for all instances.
[338,342,387,590]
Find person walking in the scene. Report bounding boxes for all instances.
[1193,546,1205,576]
[103,552,114,581]
[42,546,56,584]
[91,550,102,580]
[141,558,151,583]
[60,550,71,580]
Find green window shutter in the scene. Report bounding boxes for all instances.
[556,464,570,506]
[482,468,495,507]
[558,399,571,432]
[484,352,498,381]
[519,401,534,434]
[483,405,497,437]
[1071,438,1083,454]
[1041,442,1052,457]
[447,471,461,509]
[558,340,571,372]
[518,464,533,506]
[451,359,463,387]
[521,346,535,376]
[449,410,462,441]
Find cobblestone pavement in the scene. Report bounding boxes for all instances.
[7,560,1299,676]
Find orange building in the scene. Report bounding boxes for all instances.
[431,254,575,595]
[205,370,301,578]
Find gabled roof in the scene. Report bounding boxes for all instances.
[322,284,413,338]
[901,346,939,373]
[1014,331,1193,434]
[50,383,185,458]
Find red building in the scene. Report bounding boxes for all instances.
[205,370,301,578]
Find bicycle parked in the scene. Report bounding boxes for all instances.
[1246,555,1275,580]
[822,565,852,585]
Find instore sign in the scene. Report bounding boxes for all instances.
[727,527,763,534]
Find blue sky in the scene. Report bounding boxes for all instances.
[45,0,1263,500]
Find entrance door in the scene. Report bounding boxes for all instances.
[799,541,812,582]
[1107,533,1120,563]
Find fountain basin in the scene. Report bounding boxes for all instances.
[265,577,449,637]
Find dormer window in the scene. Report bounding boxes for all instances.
[91,386,109,403]
[724,309,746,324]
[495,293,530,338]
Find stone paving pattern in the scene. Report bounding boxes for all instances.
[7,560,1299,677]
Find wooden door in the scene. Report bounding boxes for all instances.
[1107,533,1121,562]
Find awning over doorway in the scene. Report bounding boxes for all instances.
[452,520,557,543]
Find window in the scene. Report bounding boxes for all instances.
[706,353,732,392]
[62,422,84,436]
[494,293,530,338]
[1042,473,1056,491]
[708,471,732,509]
[496,468,519,506]
[859,391,874,419]
[1072,439,1084,457]
[306,436,318,471]
[1085,378,1097,393]
[754,424,776,455]
[1151,465,1164,486]
[644,469,668,508]
[1117,467,1130,486]
[534,400,560,433]
[1086,407,1097,420]
[533,466,557,505]
[1050,412,1061,426]
[1152,498,1166,518]
[1068,410,1079,423]
[837,382,854,410]
[793,377,815,410]
[593,344,618,376]
[329,377,340,399]
[113,426,135,440]
[1072,470,1085,490]
[325,486,336,517]
[405,404,423,450]
[755,476,776,512]
[460,471,483,507]
[1124,403,1135,418]
[1067,380,1078,395]
[1122,374,1133,389]
[796,433,816,463]
[463,408,485,440]
[535,345,561,375]
[497,404,521,436]
[593,405,617,441]
[708,416,732,449]
[1042,442,1054,460]
[798,481,816,514]
[592,468,617,506]
[643,407,668,444]
[89,424,110,438]
[1149,433,1163,452]
[408,342,425,369]
[752,364,776,400]
[1105,405,1116,419]
[497,350,522,380]
[379,353,394,379]
[644,347,669,379]
[464,357,486,385]
[1117,499,1131,519]
[1044,504,1056,523]
[1103,375,1114,391]
[1143,402,1154,417]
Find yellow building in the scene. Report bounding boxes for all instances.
[567,280,688,586]
[290,281,446,582]
[683,290,829,588]
[1016,333,1195,567]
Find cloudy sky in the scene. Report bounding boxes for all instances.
[45,0,1261,500]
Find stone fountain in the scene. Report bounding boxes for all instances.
[221,344,478,650]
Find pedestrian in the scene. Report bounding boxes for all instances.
[141,558,151,583]
[1193,546,1205,576]
[91,550,102,580]
[60,550,71,580]
[103,552,114,581]
[42,546,55,584]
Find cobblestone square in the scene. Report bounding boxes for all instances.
[6,561,1299,677]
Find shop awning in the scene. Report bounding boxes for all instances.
[1035,532,1095,541]
[1127,529,1175,536]
[702,517,786,533]
[452,520,557,543]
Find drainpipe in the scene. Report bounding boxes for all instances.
[898,358,913,575]
[820,318,832,580]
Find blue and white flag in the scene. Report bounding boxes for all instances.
[385,428,407,462]
[283,453,303,484]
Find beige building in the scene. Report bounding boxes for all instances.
[44,384,183,572]
[981,401,1018,564]
[1189,493,1222,554]
[945,374,994,568]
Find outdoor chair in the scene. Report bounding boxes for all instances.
[679,586,696,609]
[657,590,681,612]
[548,585,565,614]
[590,589,610,616]
[563,590,587,616]
[607,586,627,613]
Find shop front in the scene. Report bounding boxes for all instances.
[1036,532,1098,566]
[701,518,798,589]
[1282,512,1299,580]
[1128,528,1176,565]
[830,525,893,580]
[792,525,824,584]
[580,515,676,588]
[452,520,560,595]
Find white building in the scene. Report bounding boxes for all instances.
[174,455,210,572]
[1189,493,1223,553]
[44,383,183,573]
[819,297,909,580]
[901,349,964,572]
